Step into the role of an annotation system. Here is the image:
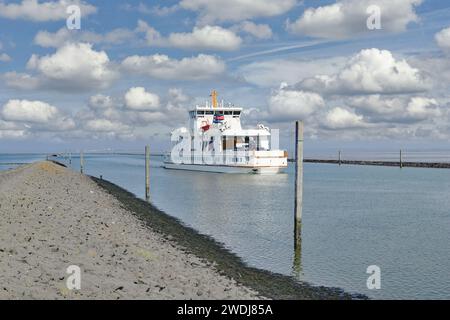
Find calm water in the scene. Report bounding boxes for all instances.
[1,153,450,299]
[0,154,45,171]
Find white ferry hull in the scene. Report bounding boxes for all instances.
[163,162,286,174]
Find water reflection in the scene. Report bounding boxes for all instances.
[43,154,450,299]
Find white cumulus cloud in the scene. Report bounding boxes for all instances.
[298,48,428,95]
[233,21,273,40]
[435,27,450,52]
[0,0,97,22]
[0,128,27,139]
[406,97,441,120]
[0,41,11,62]
[348,95,441,123]
[88,94,116,109]
[2,72,40,90]
[26,42,118,91]
[268,84,325,122]
[76,88,190,138]
[168,25,242,51]
[287,0,422,39]
[121,53,225,80]
[136,21,241,51]
[34,27,136,48]
[84,119,130,133]
[0,53,11,62]
[323,107,367,129]
[125,87,161,111]
[237,56,347,87]
[0,99,75,131]
[180,0,297,24]
[1,99,59,123]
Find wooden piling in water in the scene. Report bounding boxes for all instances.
[294,121,304,247]
[400,150,403,169]
[80,151,84,174]
[145,146,150,202]
[339,150,342,166]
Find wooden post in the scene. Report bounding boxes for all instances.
[80,151,84,174]
[400,149,403,169]
[145,146,150,202]
[294,121,304,247]
[338,150,342,166]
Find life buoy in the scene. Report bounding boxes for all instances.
[201,120,211,132]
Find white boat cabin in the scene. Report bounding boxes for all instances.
[165,91,288,174]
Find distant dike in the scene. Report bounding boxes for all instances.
[300,159,450,169]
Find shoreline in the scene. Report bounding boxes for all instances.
[0,161,366,300]
[92,175,367,300]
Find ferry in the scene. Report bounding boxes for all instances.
[163,91,288,174]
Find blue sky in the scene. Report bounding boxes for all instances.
[0,0,450,153]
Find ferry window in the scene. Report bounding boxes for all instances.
[233,111,241,116]
[197,111,205,115]
[205,111,214,115]
[224,111,232,115]
[214,111,224,116]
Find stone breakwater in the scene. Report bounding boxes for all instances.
[0,161,365,300]
[302,159,450,169]
[0,162,260,299]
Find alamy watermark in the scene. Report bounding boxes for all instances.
[66,265,81,290]
[66,5,81,30]
[169,128,281,165]
[366,265,381,290]
[367,5,382,30]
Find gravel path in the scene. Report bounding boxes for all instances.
[0,162,260,300]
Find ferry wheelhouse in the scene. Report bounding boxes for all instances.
[164,91,288,174]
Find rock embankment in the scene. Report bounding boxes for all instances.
[0,162,259,299]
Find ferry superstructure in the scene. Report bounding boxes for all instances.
[164,91,288,174]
